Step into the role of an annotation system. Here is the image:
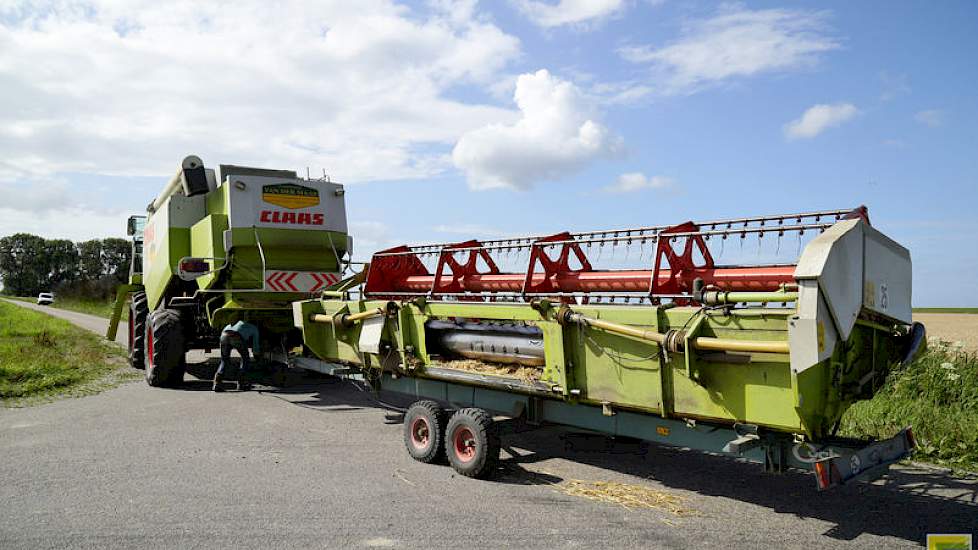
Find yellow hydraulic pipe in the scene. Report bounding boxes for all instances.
[343,308,386,324]
[690,336,790,354]
[308,313,331,324]
[576,316,666,344]
[309,307,386,328]
[556,307,789,354]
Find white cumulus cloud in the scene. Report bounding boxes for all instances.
[512,0,626,28]
[619,5,838,94]
[784,103,858,140]
[0,0,521,185]
[0,206,129,240]
[452,69,620,190]
[603,172,674,193]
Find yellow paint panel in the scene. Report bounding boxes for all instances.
[263,193,320,209]
[926,533,972,550]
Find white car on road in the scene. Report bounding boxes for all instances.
[37,292,55,305]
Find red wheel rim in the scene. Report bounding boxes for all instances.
[146,325,154,370]
[453,426,476,463]
[410,417,430,450]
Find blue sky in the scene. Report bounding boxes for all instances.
[0,1,975,305]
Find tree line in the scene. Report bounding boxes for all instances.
[0,233,131,300]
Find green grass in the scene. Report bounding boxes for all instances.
[8,295,122,319]
[0,300,133,404]
[912,307,978,314]
[841,343,978,472]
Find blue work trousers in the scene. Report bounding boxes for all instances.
[217,330,250,376]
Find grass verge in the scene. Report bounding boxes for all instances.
[840,342,978,472]
[0,300,137,406]
[7,295,122,319]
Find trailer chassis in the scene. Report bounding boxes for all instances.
[292,356,914,491]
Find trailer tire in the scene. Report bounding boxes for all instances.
[445,408,499,479]
[144,309,186,387]
[128,291,148,369]
[403,400,445,464]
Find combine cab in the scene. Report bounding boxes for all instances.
[108,156,351,386]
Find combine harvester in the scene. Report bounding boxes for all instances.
[107,156,350,385]
[111,156,924,490]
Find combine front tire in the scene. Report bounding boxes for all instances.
[403,400,445,464]
[444,408,499,479]
[144,309,186,387]
[128,291,148,369]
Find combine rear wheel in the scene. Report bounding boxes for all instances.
[444,408,499,479]
[403,400,445,464]
[144,309,186,387]
[128,291,148,369]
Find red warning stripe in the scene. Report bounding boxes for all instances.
[265,271,281,291]
[265,271,340,292]
[283,272,299,292]
[310,273,325,293]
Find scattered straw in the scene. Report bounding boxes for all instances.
[437,359,541,383]
[557,480,695,516]
[393,468,416,486]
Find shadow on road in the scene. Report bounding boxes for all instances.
[182,358,380,412]
[182,358,331,391]
[496,424,978,542]
[172,359,977,542]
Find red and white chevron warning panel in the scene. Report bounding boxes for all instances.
[264,271,341,292]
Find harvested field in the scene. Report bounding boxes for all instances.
[913,313,978,352]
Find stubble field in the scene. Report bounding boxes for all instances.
[914,313,978,352]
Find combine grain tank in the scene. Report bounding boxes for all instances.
[292,206,922,489]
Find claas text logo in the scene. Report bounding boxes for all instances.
[260,183,324,226]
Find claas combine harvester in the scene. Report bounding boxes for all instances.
[110,156,925,490]
[107,156,350,385]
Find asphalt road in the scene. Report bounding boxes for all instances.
[1,299,975,549]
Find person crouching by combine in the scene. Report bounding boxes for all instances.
[214,319,261,392]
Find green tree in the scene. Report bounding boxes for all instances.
[1,233,131,297]
[77,239,104,281]
[0,233,49,296]
[44,239,79,288]
[101,238,131,281]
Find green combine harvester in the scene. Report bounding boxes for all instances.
[108,155,350,385]
[111,156,924,489]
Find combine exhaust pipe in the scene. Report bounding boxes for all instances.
[147,155,210,213]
